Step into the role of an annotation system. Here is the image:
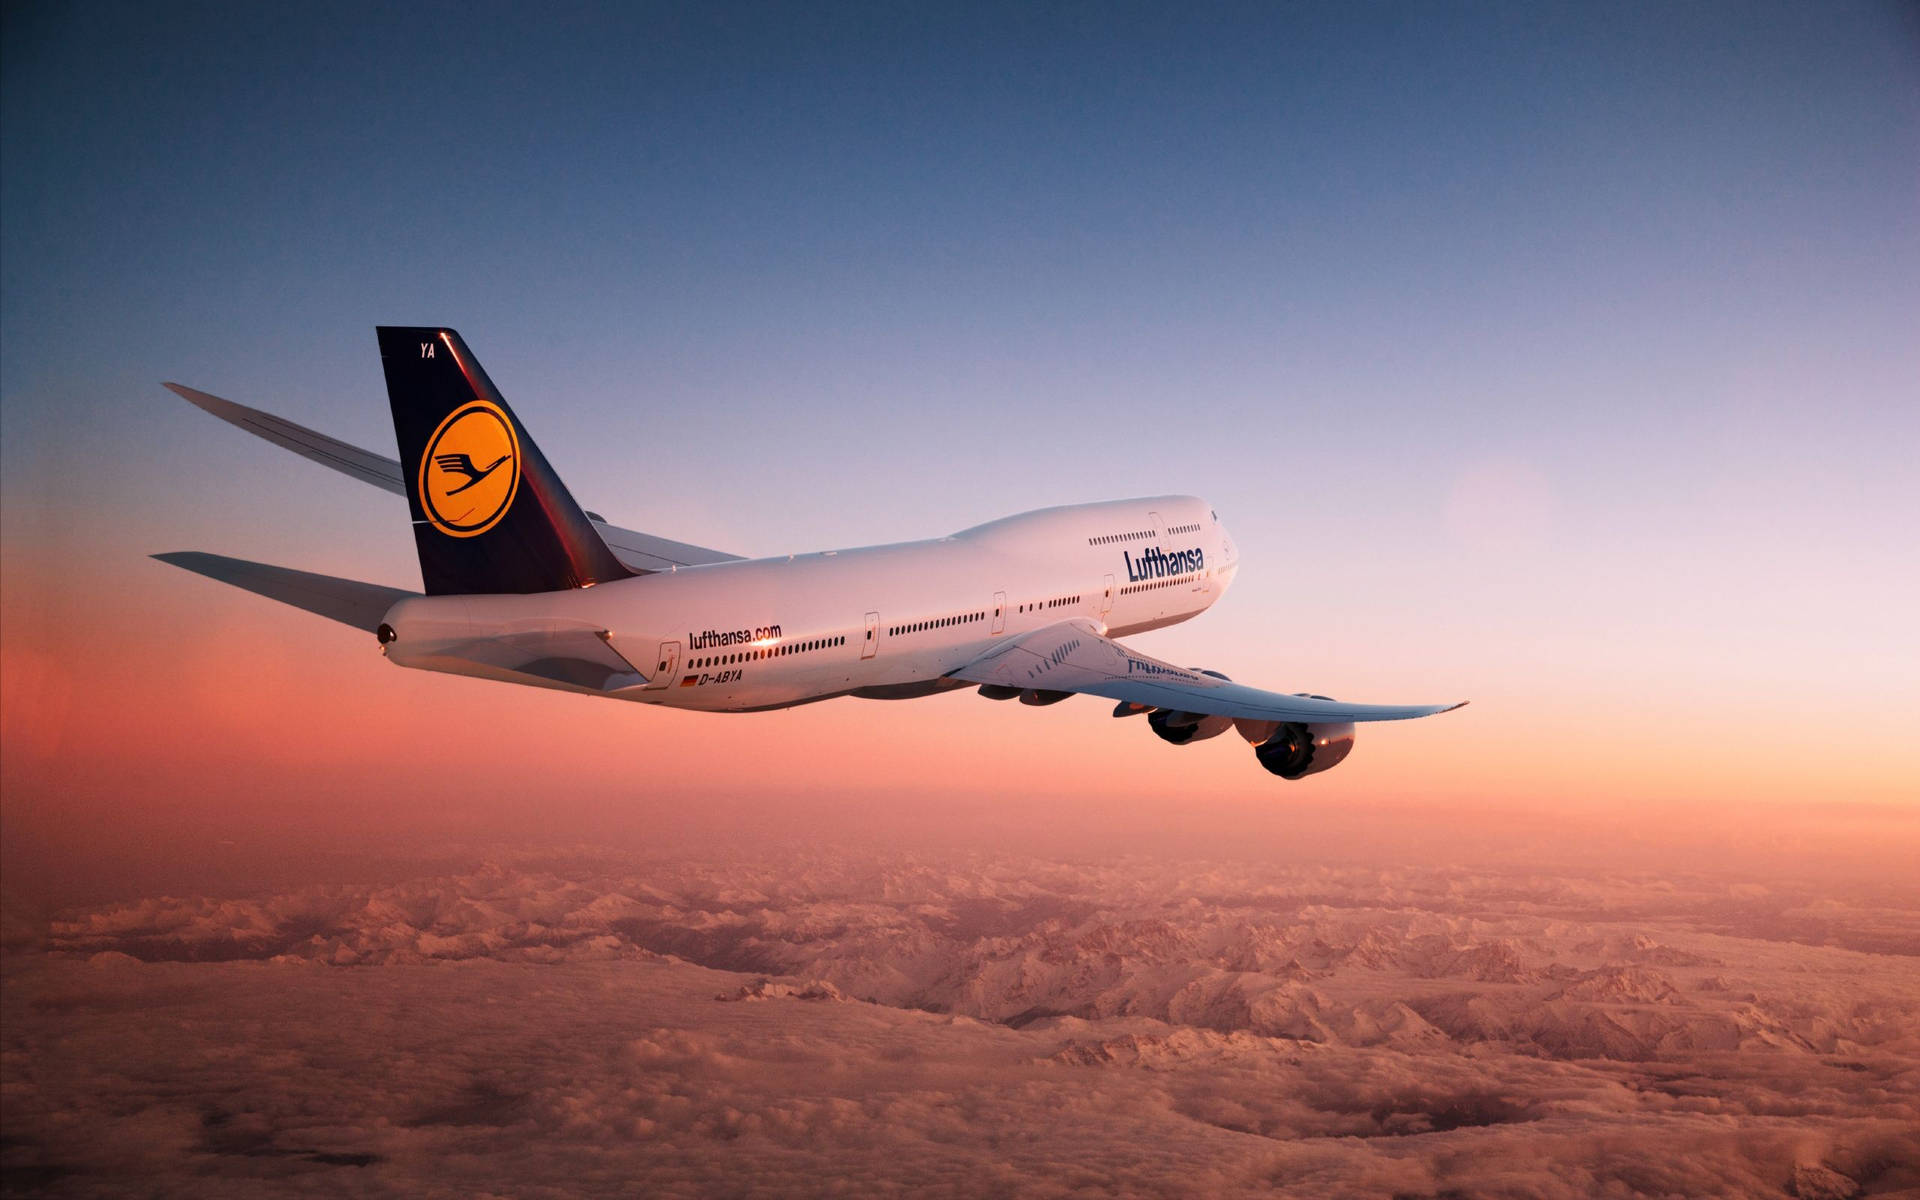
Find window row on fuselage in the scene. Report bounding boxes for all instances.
[888,590,1086,640]
[1166,521,1202,535]
[1016,594,1082,615]
[691,635,843,669]
[889,611,985,637]
[1088,530,1154,546]
[1120,573,1196,596]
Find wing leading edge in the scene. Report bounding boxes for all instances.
[949,619,1466,723]
[162,382,745,572]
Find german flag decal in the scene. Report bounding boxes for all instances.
[680,676,698,687]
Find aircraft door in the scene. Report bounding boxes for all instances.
[992,592,1006,634]
[644,640,681,690]
[862,612,879,659]
[1101,575,1115,616]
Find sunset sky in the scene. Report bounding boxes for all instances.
[3,2,1916,903]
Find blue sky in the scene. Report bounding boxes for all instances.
[3,2,1916,896]
[6,3,1913,542]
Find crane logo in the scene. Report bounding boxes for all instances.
[419,400,521,537]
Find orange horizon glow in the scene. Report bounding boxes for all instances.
[5,534,1916,908]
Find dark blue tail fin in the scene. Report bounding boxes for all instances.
[377,326,632,595]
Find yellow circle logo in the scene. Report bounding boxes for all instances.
[418,401,521,538]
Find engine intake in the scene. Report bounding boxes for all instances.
[1247,720,1355,779]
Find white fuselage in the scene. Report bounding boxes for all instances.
[381,494,1239,711]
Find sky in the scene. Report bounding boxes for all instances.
[3,1,1917,904]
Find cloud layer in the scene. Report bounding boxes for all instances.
[5,852,1917,1197]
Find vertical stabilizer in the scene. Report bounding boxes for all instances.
[377,326,631,595]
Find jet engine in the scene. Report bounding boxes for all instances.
[1234,705,1356,779]
[976,684,1073,705]
[1144,669,1234,745]
[1148,708,1234,744]
[1019,688,1074,706]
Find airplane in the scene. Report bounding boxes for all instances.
[155,327,1465,780]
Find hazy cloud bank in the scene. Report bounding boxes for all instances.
[5,852,1916,1197]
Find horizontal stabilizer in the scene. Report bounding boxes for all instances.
[951,619,1466,723]
[163,383,406,495]
[163,382,745,573]
[153,552,416,632]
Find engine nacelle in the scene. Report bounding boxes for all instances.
[1148,708,1234,744]
[1238,718,1356,779]
[976,684,1072,705]
[1018,688,1074,706]
[1146,668,1234,744]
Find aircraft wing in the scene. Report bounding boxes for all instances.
[162,383,746,572]
[949,619,1466,723]
[153,551,417,632]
